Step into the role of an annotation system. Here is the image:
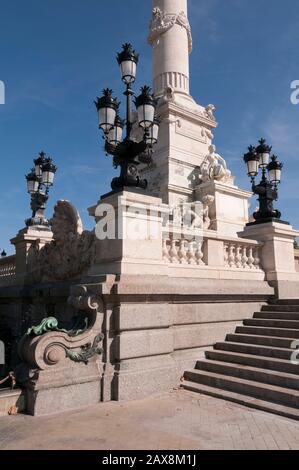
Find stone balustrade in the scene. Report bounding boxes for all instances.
[224,240,262,270]
[162,232,263,271]
[0,255,16,278]
[163,238,206,265]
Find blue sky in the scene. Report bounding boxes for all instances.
[0,0,298,253]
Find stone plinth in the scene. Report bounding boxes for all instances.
[88,190,167,276]
[10,226,53,282]
[239,221,299,298]
[17,284,105,416]
[196,181,251,237]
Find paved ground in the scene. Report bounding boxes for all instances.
[0,389,299,450]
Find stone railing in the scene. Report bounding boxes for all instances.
[163,238,206,265]
[0,255,16,278]
[294,249,299,273]
[224,240,262,270]
[162,229,263,271]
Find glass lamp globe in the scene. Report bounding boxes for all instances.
[95,89,119,134]
[243,146,260,178]
[117,43,139,85]
[135,86,156,129]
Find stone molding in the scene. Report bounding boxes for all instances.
[158,100,218,128]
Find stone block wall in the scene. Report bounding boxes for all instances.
[0,273,274,411]
[100,275,274,401]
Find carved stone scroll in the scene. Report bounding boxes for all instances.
[18,285,104,371]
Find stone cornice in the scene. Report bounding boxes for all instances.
[158,100,218,129]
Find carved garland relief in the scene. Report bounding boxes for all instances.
[148,7,193,53]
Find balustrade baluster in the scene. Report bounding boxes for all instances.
[247,246,254,269]
[253,247,261,270]
[236,245,242,268]
[169,239,179,264]
[241,246,248,269]
[187,241,196,265]
[178,239,188,264]
[224,243,229,267]
[162,239,170,263]
[228,243,235,268]
[195,241,204,265]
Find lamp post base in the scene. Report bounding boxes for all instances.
[100,186,149,200]
[111,158,148,192]
[106,139,151,193]
[25,217,50,228]
[246,218,290,227]
[111,176,148,192]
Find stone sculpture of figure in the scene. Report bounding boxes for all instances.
[185,197,214,231]
[29,200,95,282]
[205,104,216,121]
[201,195,215,230]
[165,86,175,102]
[200,145,232,184]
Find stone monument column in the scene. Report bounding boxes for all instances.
[149,0,192,97]
[144,0,251,236]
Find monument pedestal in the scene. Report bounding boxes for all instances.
[88,190,167,276]
[11,226,53,282]
[239,221,299,298]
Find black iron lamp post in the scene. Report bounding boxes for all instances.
[243,138,283,224]
[25,151,57,227]
[95,43,160,192]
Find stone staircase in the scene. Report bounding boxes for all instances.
[183,300,299,420]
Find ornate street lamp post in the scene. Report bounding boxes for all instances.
[25,151,57,227]
[95,43,160,192]
[243,138,283,224]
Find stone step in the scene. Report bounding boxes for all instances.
[244,318,299,329]
[226,333,297,349]
[262,305,299,312]
[182,381,299,421]
[236,325,299,339]
[215,341,293,360]
[204,350,299,375]
[0,388,25,416]
[195,359,299,390]
[254,312,299,320]
[183,369,299,408]
[274,300,299,306]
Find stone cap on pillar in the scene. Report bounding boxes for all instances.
[239,220,299,242]
[11,225,53,246]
